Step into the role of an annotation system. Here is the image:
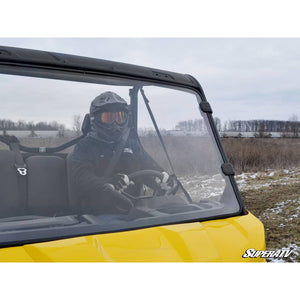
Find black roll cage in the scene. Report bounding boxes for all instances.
[0,134,84,154]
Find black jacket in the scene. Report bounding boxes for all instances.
[68,132,162,214]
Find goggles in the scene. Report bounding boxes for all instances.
[97,111,127,125]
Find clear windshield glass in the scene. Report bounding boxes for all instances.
[0,69,240,246]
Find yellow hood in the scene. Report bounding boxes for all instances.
[0,212,266,262]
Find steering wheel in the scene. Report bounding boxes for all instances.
[128,169,179,196]
[103,170,179,213]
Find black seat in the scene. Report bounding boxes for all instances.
[0,118,91,218]
[0,150,25,218]
[81,113,91,135]
[26,155,69,216]
[0,150,69,217]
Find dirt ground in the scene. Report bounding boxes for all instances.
[236,167,300,262]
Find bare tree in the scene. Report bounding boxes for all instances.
[258,120,266,138]
[214,117,222,132]
[57,124,66,137]
[288,114,299,138]
[73,115,82,136]
[223,121,228,132]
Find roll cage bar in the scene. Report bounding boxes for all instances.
[0,46,201,89]
[0,134,83,154]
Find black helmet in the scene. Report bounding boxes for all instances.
[89,91,129,142]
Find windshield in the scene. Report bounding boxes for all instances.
[0,68,241,246]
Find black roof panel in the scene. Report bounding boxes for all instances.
[0,45,200,88]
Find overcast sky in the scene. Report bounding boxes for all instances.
[0,38,299,125]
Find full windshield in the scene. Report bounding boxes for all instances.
[0,69,241,246]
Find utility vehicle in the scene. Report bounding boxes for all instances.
[0,46,266,262]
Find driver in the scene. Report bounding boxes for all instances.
[68,91,174,214]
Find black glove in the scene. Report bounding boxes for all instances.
[155,172,178,195]
[111,173,131,191]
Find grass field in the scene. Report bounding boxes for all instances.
[222,137,300,173]
[236,167,300,262]
[223,138,300,262]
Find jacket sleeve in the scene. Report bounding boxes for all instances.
[68,141,115,213]
[69,154,110,195]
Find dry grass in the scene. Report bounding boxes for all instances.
[143,136,300,175]
[222,138,300,173]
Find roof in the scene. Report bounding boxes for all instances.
[0,45,201,89]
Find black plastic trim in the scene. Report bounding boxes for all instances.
[0,45,199,88]
[221,163,235,176]
[199,101,213,114]
[206,111,247,215]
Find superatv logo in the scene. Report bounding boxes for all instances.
[242,248,293,259]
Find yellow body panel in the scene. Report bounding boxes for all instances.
[0,212,266,262]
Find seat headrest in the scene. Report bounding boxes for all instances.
[81,114,91,135]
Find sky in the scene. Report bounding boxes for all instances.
[0,38,299,128]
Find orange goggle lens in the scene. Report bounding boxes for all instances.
[99,111,127,124]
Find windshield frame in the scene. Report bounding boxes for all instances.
[0,50,246,248]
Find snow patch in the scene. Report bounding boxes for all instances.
[237,173,248,179]
[236,171,300,191]
[262,198,300,220]
[268,243,300,263]
[236,179,246,184]
[180,173,226,201]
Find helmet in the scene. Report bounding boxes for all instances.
[89,91,129,142]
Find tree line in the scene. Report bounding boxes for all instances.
[175,117,222,132]
[0,119,66,131]
[223,118,299,133]
[175,115,300,137]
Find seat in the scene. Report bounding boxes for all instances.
[0,150,69,218]
[0,117,90,218]
[0,150,25,218]
[26,155,69,216]
[81,113,91,135]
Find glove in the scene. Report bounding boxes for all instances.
[111,173,131,191]
[160,172,170,190]
[155,172,178,194]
